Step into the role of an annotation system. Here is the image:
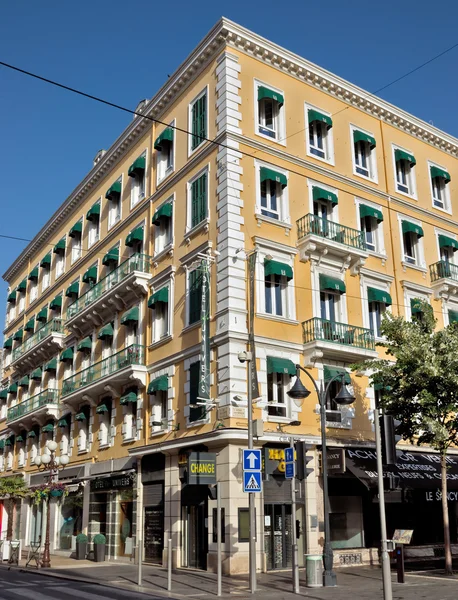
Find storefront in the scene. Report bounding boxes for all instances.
[141,454,164,564]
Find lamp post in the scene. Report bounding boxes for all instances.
[34,439,70,568]
[288,366,355,587]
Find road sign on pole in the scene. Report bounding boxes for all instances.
[285,447,294,463]
[243,449,262,472]
[243,471,262,492]
[285,461,295,479]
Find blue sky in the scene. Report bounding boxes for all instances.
[1,0,458,308]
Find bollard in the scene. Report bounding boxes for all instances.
[167,538,172,591]
[137,538,142,586]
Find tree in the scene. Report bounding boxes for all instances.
[354,300,458,575]
[0,475,28,540]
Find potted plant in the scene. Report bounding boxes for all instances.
[93,534,106,562]
[75,533,88,560]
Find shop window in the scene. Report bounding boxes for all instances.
[238,508,256,543]
[59,490,83,550]
[29,502,43,545]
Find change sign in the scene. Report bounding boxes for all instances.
[187,452,217,485]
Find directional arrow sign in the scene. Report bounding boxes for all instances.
[243,449,261,472]
[243,471,262,493]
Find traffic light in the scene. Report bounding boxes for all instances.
[296,441,314,480]
[381,414,402,465]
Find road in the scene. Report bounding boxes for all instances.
[0,568,169,600]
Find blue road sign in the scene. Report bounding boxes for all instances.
[243,449,262,472]
[285,462,295,479]
[243,470,262,493]
[285,447,294,463]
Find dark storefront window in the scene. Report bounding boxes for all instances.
[59,491,83,550]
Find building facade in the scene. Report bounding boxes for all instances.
[1,18,458,572]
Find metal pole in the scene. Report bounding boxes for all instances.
[290,437,299,594]
[41,495,51,568]
[320,387,336,587]
[137,455,143,586]
[137,537,143,586]
[375,407,393,600]
[217,482,222,597]
[247,357,256,594]
[167,538,172,592]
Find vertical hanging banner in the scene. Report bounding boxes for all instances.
[248,252,260,400]
[199,259,211,401]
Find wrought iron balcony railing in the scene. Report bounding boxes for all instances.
[12,319,65,362]
[296,214,367,252]
[429,260,458,283]
[302,317,375,351]
[7,388,59,422]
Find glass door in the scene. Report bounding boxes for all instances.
[264,504,292,570]
[185,504,207,569]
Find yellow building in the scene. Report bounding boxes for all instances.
[1,18,458,571]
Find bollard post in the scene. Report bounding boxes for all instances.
[167,538,172,591]
[137,537,143,586]
[217,483,222,597]
[396,544,405,583]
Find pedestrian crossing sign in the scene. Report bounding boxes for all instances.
[243,470,262,493]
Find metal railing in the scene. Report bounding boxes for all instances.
[7,388,59,422]
[430,260,458,282]
[61,344,145,397]
[302,317,375,351]
[296,214,366,251]
[12,319,65,361]
[67,253,153,320]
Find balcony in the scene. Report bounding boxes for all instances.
[302,317,377,364]
[66,253,153,335]
[11,319,66,373]
[296,214,368,274]
[7,388,59,428]
[61,344,147,407]
[429,261,458,299]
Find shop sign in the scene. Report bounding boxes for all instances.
[327,449,346,474]
[187,452,217,485]
[91,474,134,491]
[263,447,295,476]
[425,490,458,502]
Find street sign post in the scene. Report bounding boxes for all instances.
[243,449,261,471]
[242,448,262,494]
[285,446,295,480]
[243,471,262,492]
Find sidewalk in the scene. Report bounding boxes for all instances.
[5,555,458,600]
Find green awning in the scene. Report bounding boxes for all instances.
[40,254,51,268]
[42,424,54,433]
[77,337,92,352]
[60,348,74,362]
[66,282,79,297]
[82,266,97,284]
[147,375,168,394]
[128,155,146,176]
[57,417,69,427]
[37,307,48,322]
[324,366,351,385]
[267,357,296,376]
[0,389,7,400]
[17,279,27,292]
[50,295,62,310]
[86,202,100,221]
[25,317,35,332]
[16,435,25,443]
[96,403,109,414]
[411,298,423,315]
[3,338,12,349]
[449,310,458,324]
[97,323,114,339]
[353,130,376,148]
[31,368,42,380]
[7,291,16,303]
[438,234,458,252]
[152,203,173,225]
[359,204,383,222]
[75,412,86,421]
[154,129,174,151]
[13,329,23,341]
[264,259,293,281]
[69,221,82,238]
[0,440,4,449]
[19,376,29,387]
[260,167,287,188]
[4,438,13,447]
[8,383,17,394]
[121,306,139,325]
[402,221,424,238]
[27,431,36,438]
[257,86,284,107]
[102,247,119,266]
[431,166,451,183]
[308,109,332,129]
[105,180,122,200]
[148,288,169,308]
[28,267,39,281]
[125,227,144,247]
[120,391,137,405]
[53,238,66,254]
[312,186,338,205]
[44,358,57,372]
[319,274,346,294]
[395,149,416,166]
[368,287,392,306]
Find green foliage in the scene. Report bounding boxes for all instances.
[0,476,28,499]
[93,534,106,544]
[76,533,88,543]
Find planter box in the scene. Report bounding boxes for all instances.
[94,543,106,562]
[50,490,63,497]
[76,542,87,560]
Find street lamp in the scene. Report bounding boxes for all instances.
[34,439,69,568]
[288,365,355,587]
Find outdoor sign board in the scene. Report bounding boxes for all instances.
[187,452,217,485]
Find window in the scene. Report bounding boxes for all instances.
[97,399,112,447]
[88,216,100,247]
[153,201,173,255]
[257,84,284,141]
[155,128,174,182]
[394,148,416,196]
[264,259,293,319]
[438,234,457,267]
[188,269,202,325]
[29,270,38,302]
[318,274,346,331]
[359,204,383,253]
[190,90,207,152]
[108,192,121,228]
[7,302,16,324]
[267,372,290,419]
[189,171,208,230]
[189,361,205,423]
[121,389,137,441]
[367,287,392,338]
[352,129,376,179]
[150,390,168,433]
[42,267,50,291]
[238,508,256,543]
[324,368,350,412]
[149,286,170,342]
[410,298,426,323]
[71,232,82,263]
[130,156,146,207]
[76,406,90,452]
[306,107,333,162]
[401,221,424,266]
[17,292,25,314]
[258,167,288,221]
[55,252,65,279]
[430,165,451,210]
